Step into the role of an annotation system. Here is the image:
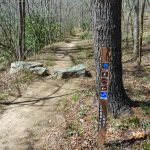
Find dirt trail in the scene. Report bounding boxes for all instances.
[0,41,80,150]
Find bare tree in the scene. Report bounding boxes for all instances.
[133,0,140,57]
[137,0,147,67]
[19,0,26,60]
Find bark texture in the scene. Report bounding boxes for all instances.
[133,0,140,57]
[138,0,146,67]
[92,0,132,117]
[19,0,26,60]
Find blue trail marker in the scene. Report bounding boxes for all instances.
[100,92,108,100]
[102,63,109,69]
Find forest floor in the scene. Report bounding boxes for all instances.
[0,36,150,150]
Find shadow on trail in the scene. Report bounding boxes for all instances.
[48,46,92,52]
[106,132,150,148]
[0,92,78,107]
[29,46,93,64]
[131,100,150,108]
[0,81,81,108]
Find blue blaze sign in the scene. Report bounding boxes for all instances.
[100,92,108,100]
[102,63,109,69]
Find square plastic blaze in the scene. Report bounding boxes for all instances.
[102,72,108,77]
[101,78,108,84]
[102,63,109,70]
[101,86,107,91]
[100,92,108,100]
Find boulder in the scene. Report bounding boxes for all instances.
[10,61,48,76]
[30,67,49,76]
[54,64,91,79]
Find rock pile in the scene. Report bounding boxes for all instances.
[10,61,49,76]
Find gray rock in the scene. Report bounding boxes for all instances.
[10,61,48,76]
[54,64,88,79]
[30,67,49,76]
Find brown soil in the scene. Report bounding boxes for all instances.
[0,40,82,150]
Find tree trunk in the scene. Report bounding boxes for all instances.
[137,0,146,67]
[133,0,140,57]
[19,0,26,60]
[92,0,132,118]
[59,0,62,37]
